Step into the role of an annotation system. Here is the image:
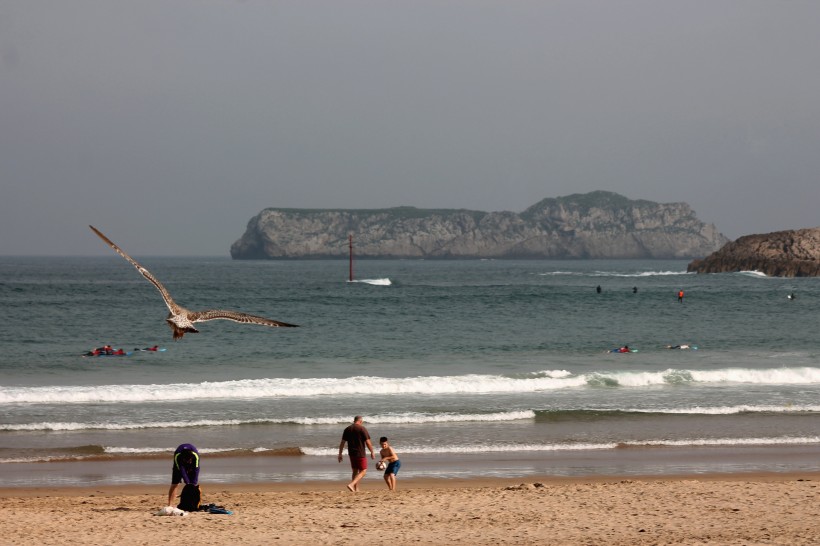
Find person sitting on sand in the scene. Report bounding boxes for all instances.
[378,437,401,491]
[167,444,200,506]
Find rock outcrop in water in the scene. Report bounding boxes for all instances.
[687,227,820,277]
[231,191,728,260]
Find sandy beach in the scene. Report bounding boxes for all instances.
[3,472,819,545]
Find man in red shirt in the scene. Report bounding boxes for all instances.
[338,415,375,492]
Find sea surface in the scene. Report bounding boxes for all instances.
[1,256,819,487]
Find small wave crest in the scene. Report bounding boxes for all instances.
[535,405,820,420]
[540,270,690,278]
[738,270,769,278]
[0,372,580,404]
[0,446,303,464]
[302,442,619,457]
[3,367,820,405]
[5,434,820,463]
[349,278,392,286]
[0,410,536,433]
[303,435,820,456]
[583,367,820,389]
[617,436,820,448]
[585,369,695,388]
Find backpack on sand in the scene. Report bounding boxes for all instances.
[177,483,201,512]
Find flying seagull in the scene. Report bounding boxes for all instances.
[89,225,299,340]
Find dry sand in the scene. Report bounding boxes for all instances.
[2,473,820,545]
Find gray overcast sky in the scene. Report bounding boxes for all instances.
[2,1,819,256]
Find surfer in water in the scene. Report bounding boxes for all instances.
[83,345,115,356]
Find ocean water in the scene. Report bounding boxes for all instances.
[1,256,819,487]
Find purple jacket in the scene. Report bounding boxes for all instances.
[174,443,200,485]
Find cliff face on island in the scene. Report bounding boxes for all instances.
[230,191,729,260]
[687,228,820,277]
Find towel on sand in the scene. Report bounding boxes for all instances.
[154,506,187,516]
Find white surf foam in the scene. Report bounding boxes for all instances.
[302,435,820,456]
[738,270,769,278]
[349,278,392,285]
[3,367,819,405]
[624,404,820,415]
[0,410,537,432]
[540,270,690,278]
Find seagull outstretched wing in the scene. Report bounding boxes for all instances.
[89,225,182,315]
[188,309,298,327]
[89,225,299,338]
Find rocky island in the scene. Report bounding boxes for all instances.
[687,227,820,277]
[231,191,728,260]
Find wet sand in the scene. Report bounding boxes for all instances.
[3,472,820,545]
[6,443,820,489]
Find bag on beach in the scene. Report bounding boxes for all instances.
[177,483,201,512]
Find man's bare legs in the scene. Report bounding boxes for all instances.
[347,468,367,492]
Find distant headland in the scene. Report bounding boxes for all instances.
[688,227,820,277]
[230,191,728,260]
